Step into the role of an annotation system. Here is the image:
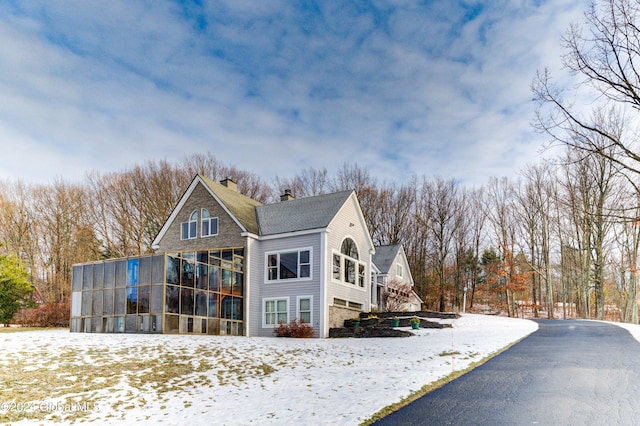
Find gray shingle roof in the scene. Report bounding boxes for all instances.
[372,244,401,274]
[256,190,353,236]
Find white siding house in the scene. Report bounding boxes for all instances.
[71,175,416,338]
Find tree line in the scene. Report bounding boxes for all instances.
[0,146,638,322]
[2,0,640,323]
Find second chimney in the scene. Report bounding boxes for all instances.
[280,189,295,201]
[219,177,238,192]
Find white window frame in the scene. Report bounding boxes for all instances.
[296,295,313,325]
[265,248,312,282]
[181,210,198,240]
[358,263,366,288]
[201,209,219,237]
[263,297,289,328]
[396,263,403,278]
[331,249,366,290]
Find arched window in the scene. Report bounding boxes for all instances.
[341,238,359,260]
[333,238,365,288]
[201,208,218,237]
[181,210,198,240]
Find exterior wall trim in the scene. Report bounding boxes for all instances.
[320,230,328,337]
[254,227,329,240]
[244,237,252,336]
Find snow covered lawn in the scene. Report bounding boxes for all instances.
[1,314,537,425]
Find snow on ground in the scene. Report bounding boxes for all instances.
[1,314,537,425]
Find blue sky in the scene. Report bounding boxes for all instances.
[0,0,586,186]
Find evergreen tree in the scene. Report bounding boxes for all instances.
[0,251,32,325]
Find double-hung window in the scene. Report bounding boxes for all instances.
[266,249,311,281]
[396,263,403,279]
[181,211,198,240]
[201,209,218,237]
[297,296,312,324]
[264,298,288,326]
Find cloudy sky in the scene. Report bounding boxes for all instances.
[0,0,586,186]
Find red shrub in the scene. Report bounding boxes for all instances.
[273,318,314,338]
[14,303,70,327]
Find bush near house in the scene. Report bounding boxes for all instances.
[13,302,70,327]
[273,319,314,338]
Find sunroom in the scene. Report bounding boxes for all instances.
[70,247,245,336]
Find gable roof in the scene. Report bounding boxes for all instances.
[152,175,262,246]
[199,175,262,235]
[153,175,366,244]
[256,190,354,236]
[372,244,402,274]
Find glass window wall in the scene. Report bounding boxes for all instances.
[71,248,244,336]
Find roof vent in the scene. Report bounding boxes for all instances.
[219,177,238,192]
[280,189,295,201]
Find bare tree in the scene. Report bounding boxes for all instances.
[558,140,621,320]
[367,180,416,247]
[32,179,100,303]
[516,164,556,318]
[533,0,640,187]
[182,152,272,202]
[465,187,487,309]
[329,163,389,248]
[484,177,521,317]
[381,279,416,312]
[611,184,640,323]
[330,163,373,194]
[416,177,459,312]
[274,166,330,198]
[0,180,36,265]
[451,189,475,311]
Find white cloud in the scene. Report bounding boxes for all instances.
[0,0,588,186]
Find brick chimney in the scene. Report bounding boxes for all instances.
[280,189,295,201]
[219,177,238,192]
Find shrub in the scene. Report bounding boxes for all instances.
[14,302,70,327]
[273,318,314,338]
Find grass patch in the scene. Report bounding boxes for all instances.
[359,334,533,426]
[0,332,283,424]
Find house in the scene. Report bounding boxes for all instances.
[70,174,415,337]
[372,244,422,312]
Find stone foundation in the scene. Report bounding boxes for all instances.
[329,305,362,329]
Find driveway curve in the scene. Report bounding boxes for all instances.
[374,320,640,425]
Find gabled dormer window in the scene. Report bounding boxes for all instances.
[201,209,218,237]
[181,210,198,240]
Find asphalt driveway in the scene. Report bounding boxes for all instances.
[374,320,640,425]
